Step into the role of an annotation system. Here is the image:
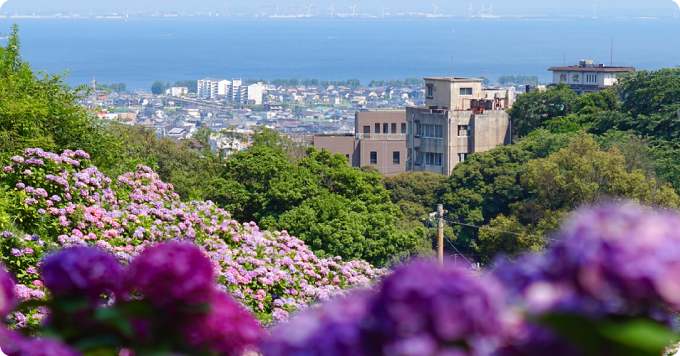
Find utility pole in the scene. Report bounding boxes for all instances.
[437,204,444,266]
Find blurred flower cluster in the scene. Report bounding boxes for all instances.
[263,205,680,356]
[0,148,388,326]
[3,149,680,356]
[0,242,262,356]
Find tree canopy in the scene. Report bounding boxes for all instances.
[203,128,427,266]
[0,25,124,170]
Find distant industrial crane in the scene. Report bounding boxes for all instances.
[349,4,357,17]
[432,4,439,15]
[329,3,335,17]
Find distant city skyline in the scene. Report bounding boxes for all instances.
[1,0,680,16]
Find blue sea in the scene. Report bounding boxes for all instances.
[1,17,679,91]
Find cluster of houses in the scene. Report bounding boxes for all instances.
[86,80,428,157]
[89,60,635,176]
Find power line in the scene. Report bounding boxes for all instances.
[444,236,473,265]
[439,217,560,242]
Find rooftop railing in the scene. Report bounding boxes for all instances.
[355,133,407,141]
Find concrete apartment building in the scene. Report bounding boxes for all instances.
[548,60,635,94]
[197,78,230,99]
[313,110,408,176]
[406,77,514,176]
[197,78,264,104]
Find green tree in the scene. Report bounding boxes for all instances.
[206,130,426,265]
[616,67,680,118]
[478,135,680,260]
[173,80,198,93]
[508,83,579,137]
[151,81,165,95]
[0,25,125,170]
[438,130,576,252]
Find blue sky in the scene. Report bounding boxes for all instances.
[1,0,679,15]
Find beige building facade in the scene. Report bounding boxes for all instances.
[312,110,407,176]
[406,77,513,176]
[548,60,635,94]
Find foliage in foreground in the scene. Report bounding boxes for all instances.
[3,204,680,356]
[208,129,428,266]
[0,25,123,173]
[0,148,387,327]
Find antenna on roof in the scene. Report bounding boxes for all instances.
[451,55,454,79]
[611,37,613,66]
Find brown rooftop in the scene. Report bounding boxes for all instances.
[548,66,635,72]
[424,77,483,82]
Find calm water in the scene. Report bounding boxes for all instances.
[1,17,679,90]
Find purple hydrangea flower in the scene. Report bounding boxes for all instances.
[361,262,506,356]
[262,291,373,356]
[11,249,22,257]
[553,205,680,311]
[3,166,13,172]
[2,231,14,238]
[12,336,81,356]
[182,290,263,356]
[0,268,17,315]
[127,242,215,306]
[10,156,24,164]
[15,183,25,190]
[41,246,125,300]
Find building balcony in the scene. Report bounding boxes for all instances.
[355,133,406,141]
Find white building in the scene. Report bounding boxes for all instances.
[548,60,635,94]
[197,77,263,104]
[228,79,263,105]
[197,78,231,99]
[166,87,189,97]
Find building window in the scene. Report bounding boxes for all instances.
[383,123,389,135]
[424,152,443,166]
[393,151,400,164]
[391,123,397,134]
[457,153,468,162]
[458,125,471,137]
[401,123,407,133]
[370,152,377,164]
[421,124,443,138]
[363,126,370,134]
[414,122,422,137]
[460,88,473,96]
[375,123,380,134]
[345,154,350,159]
[426,84,434,98]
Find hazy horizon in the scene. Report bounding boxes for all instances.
[1,0,680,17]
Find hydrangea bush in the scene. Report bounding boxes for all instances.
[263,205,680,356]
[3,148,680,356]
[0,242,262,356]
[0,148,388,326]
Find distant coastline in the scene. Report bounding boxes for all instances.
[0,17,678,91]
